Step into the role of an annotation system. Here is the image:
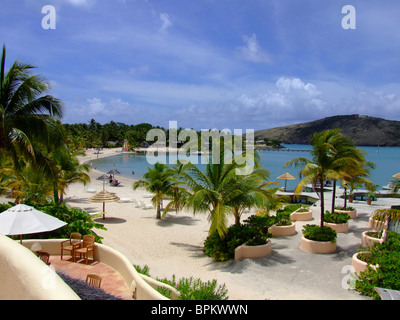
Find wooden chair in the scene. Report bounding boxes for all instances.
[86,274,102,288]
[74,235,96,264]
[38,252,51,265]
[61,233,82,260]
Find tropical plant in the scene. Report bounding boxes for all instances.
[323,211,351,224]
[133,162,184,219]
[355,231,400,300]
[180,145,278,237]
[302,224,337,242]
[49,144,90,204]
[0,45,65,174]
[284,129,372,228]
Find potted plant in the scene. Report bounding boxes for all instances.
[365,182,379,205]
[290,206,313,221]
[352,250,379,275]
[268,218,296,237]
[323,211,350,233]
[234,235,272,261]
[300,224,337,254]
[368,209,395,230]
[361,229,387,248]
[334,205,357,219]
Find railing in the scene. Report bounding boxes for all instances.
[0,234,179,300]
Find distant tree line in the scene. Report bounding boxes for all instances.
[63,119,158,149]
[63,119,248,150]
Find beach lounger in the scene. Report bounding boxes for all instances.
[142,193,154,198]
[118,198,132,203]
[132,199,141,208]
[139,200,154,209]
[84,186,97,193]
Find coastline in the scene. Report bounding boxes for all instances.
[0,147,394,299]
[62,147,397,300]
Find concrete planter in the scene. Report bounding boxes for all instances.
[352,252,379,275]
[268,222,296,237]
[368,216,389,230]
[300,236,337,254]
[361,230,386,247]
[335,209,357,219]
[234,240,272,261]
[323,221,349,233]
[290,208,313,221]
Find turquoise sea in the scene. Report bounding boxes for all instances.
[90,144,400,191]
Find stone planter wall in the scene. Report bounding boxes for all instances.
[268,223,296,237]
[361,230,386,248]
[352,252,379,275]
[300,236,337,254]
[290,208,313,222]
[234,240,272,261]
[334,209,357,219]
[323,221,349,233]
[368,216,389,230]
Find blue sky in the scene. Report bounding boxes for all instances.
[1,0,400,131]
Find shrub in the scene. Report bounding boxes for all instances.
[355,232,400,299]
[302,224,337,242]
[335,205,355,211]
[134,265,229,300]
[158,276,229,300]
[203,215,273,261]
[324,211,350,224]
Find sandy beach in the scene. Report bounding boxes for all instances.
[61,148,399,300]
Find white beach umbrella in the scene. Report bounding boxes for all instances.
[0,204,67,243]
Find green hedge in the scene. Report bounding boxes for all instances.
[355,231,400,299]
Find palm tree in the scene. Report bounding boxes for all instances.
[0,45,64,173]
[324,131,373,213]
[180,148,278,237]
[50,144,90,204]
[284,129,348,227]
[229,167,279,225]
[133,162,182,219]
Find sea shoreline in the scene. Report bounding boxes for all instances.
[61,147,400,300]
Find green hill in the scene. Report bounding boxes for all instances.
[254,115,400,146]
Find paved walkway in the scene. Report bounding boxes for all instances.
[50,255,133,300]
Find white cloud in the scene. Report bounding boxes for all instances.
[64,0,95,7]
[159,13,173,33]
[237,33,271,63]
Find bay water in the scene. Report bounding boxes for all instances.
[90,144,399,191]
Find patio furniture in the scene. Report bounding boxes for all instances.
[74,235,96,264]
[60,233,82,260]
[38,252,51,265]
[86,274,102,288]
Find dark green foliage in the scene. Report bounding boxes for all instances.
[134,265,229,300]
[355,232,400,299]
[302,224,337,242]
[203,215,273,261]
[158,275,229,300]
[323,211,351,224]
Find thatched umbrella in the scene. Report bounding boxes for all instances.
[97,173,111,190]
[88,190,120,220]
[277,172,297,192]
[393,173,400,179]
